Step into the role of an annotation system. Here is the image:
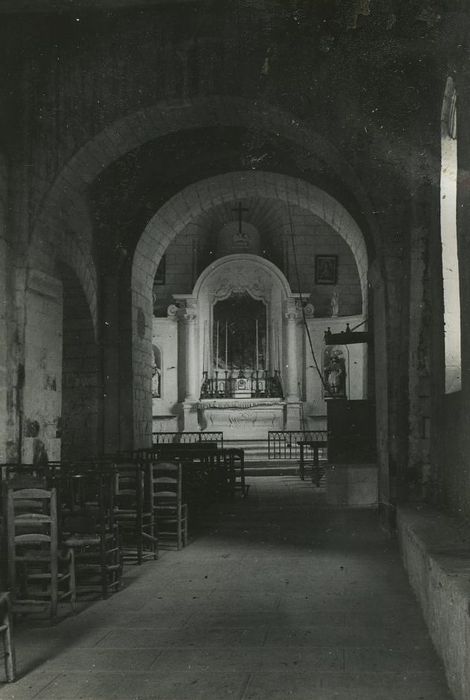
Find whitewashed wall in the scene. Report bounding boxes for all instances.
[152,316,179,433]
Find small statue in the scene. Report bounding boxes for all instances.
[326,358,344,396]
[330,289,340,317]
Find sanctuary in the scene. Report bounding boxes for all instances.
[151,211,367,446]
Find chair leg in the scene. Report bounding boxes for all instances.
[152,519,159,560]
[102,562,109,599]
[183,506,188,547]
[3,597,16,682]
[50,557,58,621]
[68,549,77,612]
[137,530,143,566]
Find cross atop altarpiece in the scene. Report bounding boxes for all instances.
[232,202,249,237]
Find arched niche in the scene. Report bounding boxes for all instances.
[178,254,299,384]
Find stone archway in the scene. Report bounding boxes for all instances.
[26,95,384,468]
[131,171,369,447]
[30,96,378,347]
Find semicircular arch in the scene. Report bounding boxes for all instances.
[130,171,369,446]
[31,96,377,269]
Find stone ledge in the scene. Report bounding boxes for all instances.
[398,505,470,700]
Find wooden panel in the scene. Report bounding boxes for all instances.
[327,399,376,464]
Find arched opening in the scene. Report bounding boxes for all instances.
[28,98,379,456]
[441,76,461,394]
[132,172,371,449]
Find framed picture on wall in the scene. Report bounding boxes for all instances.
[315,255,338,285]
[155,255,166,285]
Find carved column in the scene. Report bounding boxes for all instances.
[181,301,198,401]
[179,300,200,430]
[284,299,302,430]
[285,301,301,402]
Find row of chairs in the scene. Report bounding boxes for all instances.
[0,446,246,683]
[0,460,188,618]
[141,444,249,500]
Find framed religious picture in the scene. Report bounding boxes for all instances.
[155,255,166,285]
[315,255,338,285]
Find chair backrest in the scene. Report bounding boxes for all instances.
[57,467,116,536]
[113,460,145,511]
[3,485,58,591]
[149,462,182,508]
[0,463,50,486]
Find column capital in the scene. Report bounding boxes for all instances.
[177,300,198,323]
[166,304,179,321]
[285,298,302,322]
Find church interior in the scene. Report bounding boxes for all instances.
[0,1,470,698]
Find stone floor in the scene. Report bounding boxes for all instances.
[0,476,453,699]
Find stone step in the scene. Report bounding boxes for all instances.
[241,460,297,476]
[223,438,270,462]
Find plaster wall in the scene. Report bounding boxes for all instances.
[23,270,63,463]
[0,153,13,462]
[152,316,179,433]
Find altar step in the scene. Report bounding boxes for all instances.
[223,438,270,462]
[223,438,302,475]
[243,461,299,477]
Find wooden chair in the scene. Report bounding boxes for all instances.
[0,592,16,682]
[298,440,328,486]
[59,468,122,599]
[3,484,76,620]
[113,460,158,565]
[226,448,249,498]
[150,462,188,550]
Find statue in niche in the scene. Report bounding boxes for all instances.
[152,345,162,398]
[323,346,346,399]
[330,289,340,317]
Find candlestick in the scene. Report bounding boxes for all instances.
[209,318,212,376]
[265,316,269,371]
[277,322,281,372]
[203,321,207,374]
[256,319,259,372]
[225,321,228,368]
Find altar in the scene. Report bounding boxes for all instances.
[197,397,286,440]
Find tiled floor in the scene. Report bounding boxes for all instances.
[0,476,453,699]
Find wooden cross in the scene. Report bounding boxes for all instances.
[232,202,249,236]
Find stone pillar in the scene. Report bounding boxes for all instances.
[180,300,199,431]
[285,300,300,402]
[406,182,437,502]
[284,299,302,429]
[369,259,392,526]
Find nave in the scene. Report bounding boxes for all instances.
[1,477,451,700]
